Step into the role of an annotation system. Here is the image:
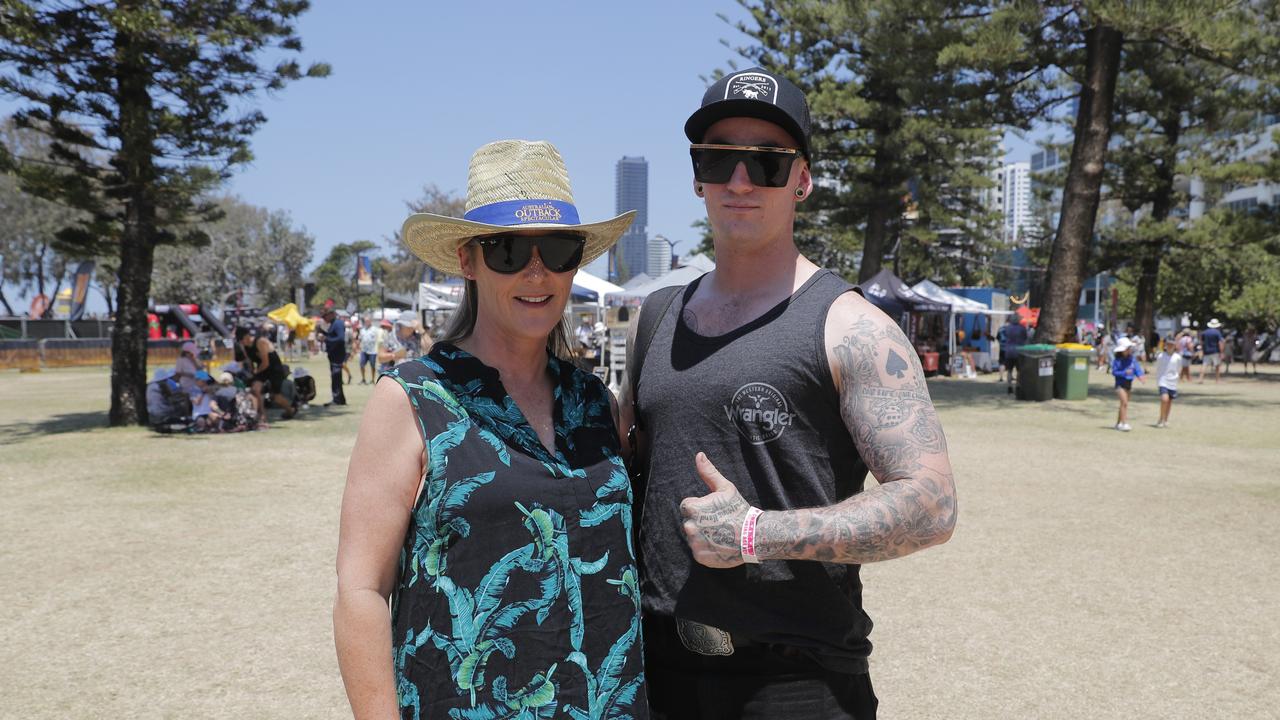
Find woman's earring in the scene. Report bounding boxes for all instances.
[795,188,805,199]
[695,184,704,196]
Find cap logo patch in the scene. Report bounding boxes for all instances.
[725,72,779,104]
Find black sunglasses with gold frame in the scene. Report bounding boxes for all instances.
[689,143,801,188]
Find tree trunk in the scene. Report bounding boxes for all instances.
[859,200,891,282]
[1035,23,1124,343]
[108,23,158,427]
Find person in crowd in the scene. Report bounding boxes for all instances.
[620,69,956,718]
[1242,325,1259,375]
[146,368,180,425]
[1198,318,1225,383]
[1127,325,1145,364]
[1176,329,1195,382]
[1095,325,1112,371]
[320,305,347,406]
[1000,314,1028,394]
[334,139,646,719]
[174,340,204,396]
[342,311,356,385]
[1112,336,1145,432]
[376,311,427,369]
[1155,335,1182,429]
[190,370,218,432]
[235,325,295,425]
[357,313,381,385]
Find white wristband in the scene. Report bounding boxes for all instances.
[740,507,764,564]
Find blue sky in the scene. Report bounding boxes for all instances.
[237,1,1037,273]
[6,1,1041,305]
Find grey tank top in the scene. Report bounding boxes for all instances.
[635,269,873,672]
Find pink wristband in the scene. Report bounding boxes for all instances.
[740,507,764,564]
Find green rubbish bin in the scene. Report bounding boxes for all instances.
[1054,344,1092,400]
[1016,344,1056,401]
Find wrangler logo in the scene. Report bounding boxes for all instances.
[723,382,794,445]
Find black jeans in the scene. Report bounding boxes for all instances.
[644,616,877,720]
[327,353,346,404]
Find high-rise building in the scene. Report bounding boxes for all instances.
[1002,162,1033,245]
[613,156,648,283]
[647,234,672,278]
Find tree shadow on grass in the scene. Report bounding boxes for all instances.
[0,410,111,446]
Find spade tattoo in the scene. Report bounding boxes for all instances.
[886,349,909,378]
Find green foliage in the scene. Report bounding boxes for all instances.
[0,0,327,424]
[719,0,1028,282]
[311,239,379,312]
[381,184,466,291]
[151,195,314,308]
[1156,207,1280,329]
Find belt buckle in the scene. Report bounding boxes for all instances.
[676,618,734,656]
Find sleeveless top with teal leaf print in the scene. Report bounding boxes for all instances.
[383,343,647,720]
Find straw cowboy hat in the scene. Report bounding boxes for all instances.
[1207,318,1222,329]
[401,140,635,277]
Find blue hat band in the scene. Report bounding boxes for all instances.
[462,199,581,227]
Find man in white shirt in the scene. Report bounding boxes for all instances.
[358,314,381,385]
[1155,336,1182,428]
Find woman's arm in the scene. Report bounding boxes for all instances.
[334,379,426,720]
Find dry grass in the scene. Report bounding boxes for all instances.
[1,362,1277,719]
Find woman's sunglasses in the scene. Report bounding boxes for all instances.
[472,232,586,275]
[689,143,801,188]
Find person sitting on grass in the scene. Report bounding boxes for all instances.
[1155,336,1182,429]
[1112,336,1146,432]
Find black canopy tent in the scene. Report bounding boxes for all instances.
[857,268,949,319]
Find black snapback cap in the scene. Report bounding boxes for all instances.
[684,67,812,158]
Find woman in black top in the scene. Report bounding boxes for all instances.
[334,140,646,720]
[234,325,294,423]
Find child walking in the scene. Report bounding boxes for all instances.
[1112,337,1145,432]
[1155,335,1182,428]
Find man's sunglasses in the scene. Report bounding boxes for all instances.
[689,144,801,188]
[471,232,586,274]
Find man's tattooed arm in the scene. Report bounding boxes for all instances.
[754,293,958,564]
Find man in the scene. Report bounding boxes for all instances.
[357,313,381,384]
[621,68,957,719]
[999,315,1028,394]
[321,304,347,406]
[1199,318,1225,383]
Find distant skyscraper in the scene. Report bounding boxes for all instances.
[1002,162,1033,245]
[614,156,648,282]
[647,234,672,278]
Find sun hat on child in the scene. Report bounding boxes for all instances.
[400,140,635,277]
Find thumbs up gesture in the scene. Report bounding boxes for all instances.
[679,452,751,568]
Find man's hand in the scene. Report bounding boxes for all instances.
[680,452,751,568]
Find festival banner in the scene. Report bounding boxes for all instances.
[356,255,373,287]
[69,260,95,322]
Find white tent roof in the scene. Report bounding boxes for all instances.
[621,272,653,290]
[608,264,710,301]
[571,270,624,307]
[911,280,1009,314]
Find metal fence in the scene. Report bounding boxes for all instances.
[0,338,234,371]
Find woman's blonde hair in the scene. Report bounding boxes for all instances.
[436,271,578,362]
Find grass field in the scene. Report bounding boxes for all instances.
[1,360,1277,719]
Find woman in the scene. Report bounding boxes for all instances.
[234,325,295,425]
[334,140,647,719]
[174,340,205,396]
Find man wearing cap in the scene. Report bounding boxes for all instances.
[1198,318,1225,383]
[622,68,957,718]
[321,305,347,406]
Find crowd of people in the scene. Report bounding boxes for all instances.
[145,334,315,433]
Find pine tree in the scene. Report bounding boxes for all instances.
[0,0,328,425]
[719,0,1045,283]
[1028,0,1280,342]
